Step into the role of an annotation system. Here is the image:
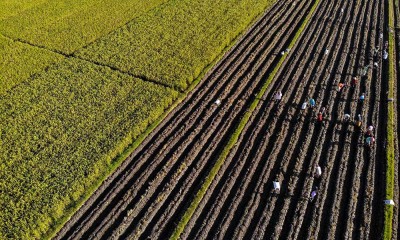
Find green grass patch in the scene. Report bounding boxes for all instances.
[170,0,320,238]
[0,34,64,95]
[0,58,178,239]
[0,0,169,54]
[384,0,396,238]
[76,0,276,91]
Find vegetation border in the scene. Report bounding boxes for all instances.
[384,0,396,238]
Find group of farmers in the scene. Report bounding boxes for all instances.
[270,26,387,203]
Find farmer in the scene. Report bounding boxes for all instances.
[344,113,351,122]
[351,76,358,88]
[309,98,316,108]
[359,93,365,103]
[383,50,388,60]
[317,112,323,122]
[301,102,308,110]
[310,187,318,202]
[273,180,281,194]
[374,62,379,68]
[356,114,362,128]
[365,136,375,148]
[361,65,369,77]
[373,46,380,57]
[315,165,322,178]
[320,106,326,115]
[366,125,374,136]
[338,82,345,92]
[325,48,329,55]
[274,91,283,103]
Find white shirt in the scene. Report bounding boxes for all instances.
[273,181,280,191]
[316,166,322,176]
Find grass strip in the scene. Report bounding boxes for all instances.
[384,0,396,238]
[170,0,321,238]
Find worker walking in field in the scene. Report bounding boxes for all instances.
[359,93,365,104]
[383,50,388,60]
[317,112,323,122]
[315,165,322,178]
[273,179,281,194]
[309,98,316,109]
[338,82,345,92]
[344,113,351,122]
[351,76,358,88]
[355,114,362,128]
[301,102,308,110]
[274,91,283,103]
[320,106,327,115]
[373,46,380,57]
[366,125,374,137]
[365,136,375,148]
[361,65,369,77]
[310,187,318,202]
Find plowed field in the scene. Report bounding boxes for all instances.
[55,0,388,239]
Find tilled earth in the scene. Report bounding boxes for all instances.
[55,0,388,239]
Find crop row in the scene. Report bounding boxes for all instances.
[0,34,64,95]
[384,0,396,238]
[0,58,178,239]
[75,0,276,91]
[0,0,168,54]
[171,0,321,237]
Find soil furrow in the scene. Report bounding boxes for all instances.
[54,0,294,239]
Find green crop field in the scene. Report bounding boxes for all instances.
[0,58,178,239]
[0,34,64,95]
[0,0,274,238]
[0,0,168,53]
[0,0,47,20]
[75,0,274,91]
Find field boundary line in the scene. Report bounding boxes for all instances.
[384,0,396,238]
[169,0,322,238]
[0,32,179,92]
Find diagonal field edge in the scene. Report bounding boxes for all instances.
[0,32,179,92]
[384,0,396,238]
[169,0,322,239]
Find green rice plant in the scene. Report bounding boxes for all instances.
[0,58,178,239]
[76,0,276,91]
[0,34,64,95]
[0,0,168,53]
[0,0,46,20]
